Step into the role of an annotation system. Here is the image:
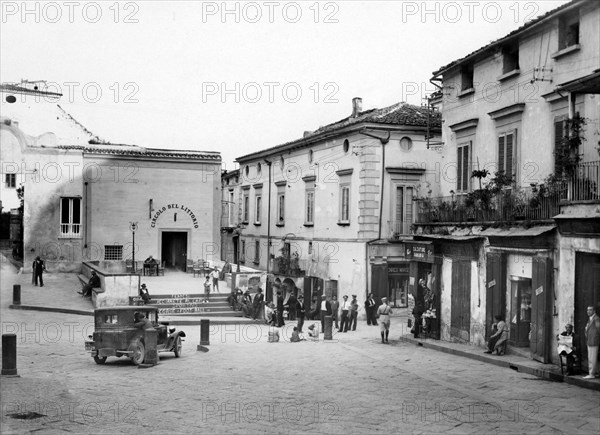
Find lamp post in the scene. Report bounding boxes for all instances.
[129,222,138,272]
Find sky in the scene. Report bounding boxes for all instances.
[0,0,571,168]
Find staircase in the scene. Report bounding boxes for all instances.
[129,294,242,318]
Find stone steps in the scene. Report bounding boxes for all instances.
[128,293,240,318]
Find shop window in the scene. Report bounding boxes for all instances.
[60,197,81,238]
[510,276,532,347]
[5,173,16,188]
[104,245,123,261]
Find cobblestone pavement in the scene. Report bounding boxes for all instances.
[2,262,600,434]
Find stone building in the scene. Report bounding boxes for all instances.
[234,98,442,315]
[419,0,599,365]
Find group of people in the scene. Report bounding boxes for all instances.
[202,267,221,303]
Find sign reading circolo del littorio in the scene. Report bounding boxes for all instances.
[151,204,199,229]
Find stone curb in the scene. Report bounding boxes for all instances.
[401,335,600,392]
[9,304,93,316]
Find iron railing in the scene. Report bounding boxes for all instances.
[565,160,599,202]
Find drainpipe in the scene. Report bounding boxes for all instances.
[265,159,272,278]
[84,182,88,249]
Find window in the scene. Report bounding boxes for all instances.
[461,64,474,91]
[559,12,579,50]
[308,241,313,255]
[343,139,350,153]
[104,245,123,260]
[305,189,314,225]
[308,149,314,163]
[240,240,246,263]
[254,240,260,264]
[242,190,250,223]
[5,173,16,188]
[502,44,519,74]
[498,130,517,180]
[60,197,81,238]
[339,184,350,223]
[554,119,567,174]
[393,186,414,236]
[277,193,285,225]
[228,190,235,225]
[456,141,471,192]
[257,162,262,176]
[255,194,262,224]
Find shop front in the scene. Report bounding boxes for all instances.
[368,241,409,308]
[405,241,441,340]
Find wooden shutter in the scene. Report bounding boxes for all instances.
[506,133,513,179]
[462,142,470,191]
[486,253,506,340]
[530,256,553,363]
[498,135,506,174]
[457,141,471,192]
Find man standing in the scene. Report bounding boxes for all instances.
[349,295,359,331]
[296,294,306,333]
[339,295,350,333]
[584,305,600,379]
[252,288,264,320]
[319,294,332,333]
[377,297,393,344]
[287,290,297,321]
[210,268,220,293]
[365,293,378,326]
[276,290,285,327]
[32,256,45,287]
[331,295,340,330]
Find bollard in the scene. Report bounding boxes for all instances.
[324,315,333,340]
[200,319,210,345]
[139,329,158,368]
[13,285,21,305]
[2,334,18,376]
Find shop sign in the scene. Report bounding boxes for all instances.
[404,242,434,263]
[151,203,199,228]
[388,264,409,274]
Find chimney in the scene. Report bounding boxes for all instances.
[351,97,362,118]
[303,131,312,138]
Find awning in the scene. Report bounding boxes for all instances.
[478,225,556,237]
[556,69,600,94]
[415,234,483,241]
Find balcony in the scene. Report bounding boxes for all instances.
[60,223,81,238]
[388,220,413,240]
[415,162,599,225]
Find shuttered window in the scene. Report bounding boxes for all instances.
[457,141,471,192]
[498,130,517,179]
[554,120,566,174]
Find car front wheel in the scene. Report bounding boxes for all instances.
[130,340,145,365]
[93,355,107,365]
[174,336,182,358]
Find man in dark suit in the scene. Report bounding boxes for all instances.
[320,294,332,333]
[252,288,264,320]
[287,290,298,321]
[32,256,45,287]
[296,294,306,333]
[276,290,285,327]
[365,293,378,326]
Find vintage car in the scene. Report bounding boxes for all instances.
[84,306,185,365]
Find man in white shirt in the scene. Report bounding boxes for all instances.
[320,294,332,333]
[339,295,350,333]
[210,268,220,293]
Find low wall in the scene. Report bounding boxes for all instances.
[82,261,140,308]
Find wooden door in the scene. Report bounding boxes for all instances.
[575,253,600,365]
[530,256,553,363]
[451,260,471,342]
[371,263,388,302]
[486,253,506,339]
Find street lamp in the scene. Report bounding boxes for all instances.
[129,222,138,272]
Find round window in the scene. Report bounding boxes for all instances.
[399,136,413,151]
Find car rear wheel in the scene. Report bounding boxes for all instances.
[174,336,182,358]
[130,340,145,365]
[93,355,107,365]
